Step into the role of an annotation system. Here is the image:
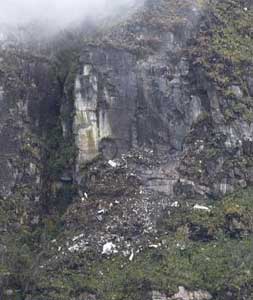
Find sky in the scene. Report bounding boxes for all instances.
[0,0,142,29]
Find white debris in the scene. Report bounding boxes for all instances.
[68,239,87,253]
[171,201,180,207]
[68,244,80,253]
[102,242,118,255]
[72,233,84,242]
[31,215,40,225]
[96,215,103,222]
[97,209,105,215]
[193,204,211,212]
[244,7,248,11]
[84,192,88,199]
[149,244,159,249]
[108,160,118,168]
[123,250,130,257]
[129,249,134,261]
[176,243,186,250]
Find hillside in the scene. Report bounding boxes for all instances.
[0,0,253,299]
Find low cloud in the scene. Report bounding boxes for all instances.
[0,0,142,29]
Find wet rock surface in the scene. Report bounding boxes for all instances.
[0,0,253,299]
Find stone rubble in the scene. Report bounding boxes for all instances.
[152,287,212,300]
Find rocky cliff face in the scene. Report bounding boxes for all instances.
[0,0,253,299]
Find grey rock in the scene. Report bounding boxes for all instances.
[247,76,253,96]
[152,291,167,300]
[229,85,243,99]
[171,286,212,300]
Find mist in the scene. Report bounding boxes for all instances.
[0,0,143,30]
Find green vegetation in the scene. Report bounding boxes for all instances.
[81,238,253,300]
[192,0,253,123]
[8,188,252,300]
[194,0,253,85]
[45,124,76,180]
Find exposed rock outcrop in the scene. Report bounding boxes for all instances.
[152,287,212,300]
[0,0,253,299]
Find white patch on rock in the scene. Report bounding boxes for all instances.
[73,68,112,165]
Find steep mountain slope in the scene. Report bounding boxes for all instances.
[0,0,253,299]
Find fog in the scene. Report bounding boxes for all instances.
[0,0,142,30]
